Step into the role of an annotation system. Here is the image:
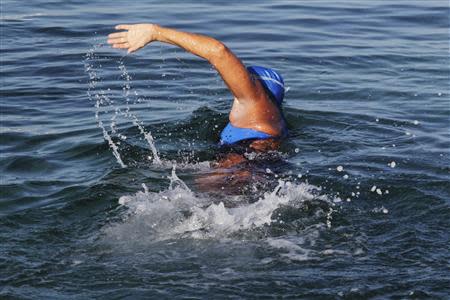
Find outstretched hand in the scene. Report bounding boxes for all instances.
[107,24,157,53]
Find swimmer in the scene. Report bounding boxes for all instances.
[108,24,287,168]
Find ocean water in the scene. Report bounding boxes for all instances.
[1,0,449,298]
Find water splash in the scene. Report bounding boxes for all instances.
[168,164,191,191]
[84,42,162,167]
[108,168,334,244]
[118,61,162,164]
[85,43,127,167]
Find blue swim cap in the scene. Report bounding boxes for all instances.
[247,66,285,106]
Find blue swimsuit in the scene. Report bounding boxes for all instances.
[219,122,288,145]
[219,66,287,146]
[220,123,273,145]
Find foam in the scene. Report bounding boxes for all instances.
[104,165,334,253]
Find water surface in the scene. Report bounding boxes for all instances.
[1,0,449,298]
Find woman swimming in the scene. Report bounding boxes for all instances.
[107,24,287,167]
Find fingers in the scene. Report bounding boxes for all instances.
[108,32,127,39]
[109,25,137,53]
[127,47,138,54]
[107,32,127,45]
[112,43,130,49]
[115,24,131,30]
[107,37,127,44]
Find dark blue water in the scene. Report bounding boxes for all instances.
[1,0,449,298]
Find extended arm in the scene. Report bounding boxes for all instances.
[107,24,265,103]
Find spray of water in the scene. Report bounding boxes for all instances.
[103,169,338,262]
[85,44,127,167]
[84,42,162,167]
[118,61,162,164]
[86,41,350,261]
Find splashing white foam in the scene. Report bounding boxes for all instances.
[106,166,333,245]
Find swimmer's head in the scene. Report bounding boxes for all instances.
[247,66,285,106]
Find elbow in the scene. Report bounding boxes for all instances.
[209,41,229,64]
